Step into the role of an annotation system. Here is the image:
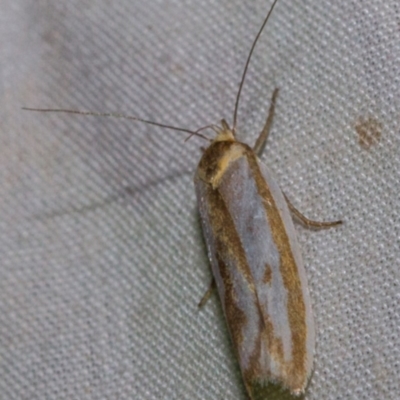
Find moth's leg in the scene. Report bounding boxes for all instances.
[253,88,279,157]
[198,278,216,308]
[284,193,342,229]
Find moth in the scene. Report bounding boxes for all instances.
[195,101,340,398]
[23,0,341,397]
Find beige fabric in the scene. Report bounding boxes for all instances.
[1,0,399,398]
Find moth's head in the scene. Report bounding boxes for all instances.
[212,119,235,144]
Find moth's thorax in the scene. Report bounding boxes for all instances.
[196,138,252,189]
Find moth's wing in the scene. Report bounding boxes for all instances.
[257,159,315,392]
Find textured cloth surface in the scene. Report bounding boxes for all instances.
[1,0,400,399]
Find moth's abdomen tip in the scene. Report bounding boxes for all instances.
[246,378,307,400]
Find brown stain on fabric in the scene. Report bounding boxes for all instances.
[355,116,382,149]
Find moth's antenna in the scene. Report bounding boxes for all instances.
[232,0,279,134]
[22,108,211,142]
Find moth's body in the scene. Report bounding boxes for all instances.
[194,120,315,396]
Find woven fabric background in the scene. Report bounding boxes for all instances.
[1,0,399,399]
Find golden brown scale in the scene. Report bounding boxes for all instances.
[215,252,247,355]
[196,142,229,184]
[263,263,273,284]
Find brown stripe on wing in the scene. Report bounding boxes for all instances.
[263,263,273,284]
[203,183,254,351]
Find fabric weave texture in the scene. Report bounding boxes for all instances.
[1,1,399,399]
